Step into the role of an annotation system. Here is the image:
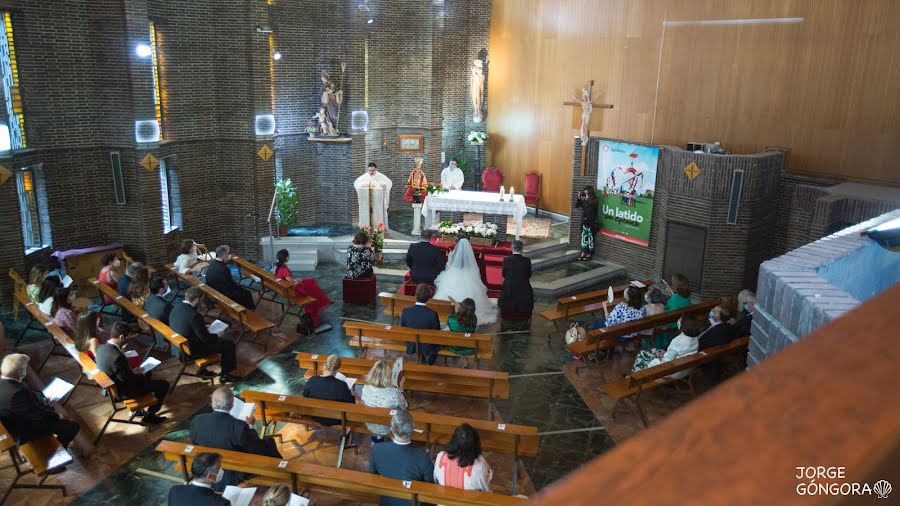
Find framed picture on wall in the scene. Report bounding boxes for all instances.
[398,134,425,152]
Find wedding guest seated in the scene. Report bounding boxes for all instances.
[699,300,738,384]
[170,287,241,383]
[631,317,706,377]
[118,261,140,300]
[654,272,693,347]
[173,238,210,275]
[167,452,230,506]
[190,387,281,489]
[0,353,80,450]
[592,285,646,337]
[346,231,375,279]
[129,264,151,307]
[98,252,121,303]
[498,240,534,315]
[405,229,445,284]
[274,249,332,326]
[301,354,355,426]
[96,327,169,425]
[26,264,48,303]
[433,423,493,493]
[145,277,175,353]
[261,484,292,506]
[37,275,61,315]
[361,360,407,443]
[447,297,477,368]
[370,410,434,505]
[641,286,667,349]
[400,284,442,365]
[732,289,755,337]
[206,245,256,310]
[50,286,79,336]
[74,312,115,360]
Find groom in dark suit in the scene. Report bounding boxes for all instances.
[405,229,446,284]
[400,284,442,365]
[499,240,534,315]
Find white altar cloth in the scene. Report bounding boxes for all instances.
[421,190,527,239]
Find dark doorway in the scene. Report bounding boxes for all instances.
[663,222,706,291]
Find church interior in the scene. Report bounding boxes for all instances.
[0,0,898,504]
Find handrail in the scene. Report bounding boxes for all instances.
[266,189,277,261]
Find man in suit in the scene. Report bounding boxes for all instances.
[169,286,241,383]
[301,354,356,426]
[205,245,255,310]
[0,354,80,449]
[499,240,534,315]
[189,387,281,489]
[405,229,446,284]
[95,330,169,425]
[167,452,230,506]
[399,284,442,365]
[370,410,434,506]
[145,276,175,353]
[698,302,737,384]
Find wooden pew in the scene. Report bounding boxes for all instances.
[344,321,494,368]
[8,268,29,322]
[568,300,718,374]
[156,441,526,505]
[164,264,275,344]
[379,292,455,323]
[0,421,73,504]
[240,390,539,494]
[232,255,317,326]
[90,278,220,393]
[297,352,509,420]
[601,336,750,427]
[539,279,655,328]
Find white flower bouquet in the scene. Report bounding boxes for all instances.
[468,131,488,143]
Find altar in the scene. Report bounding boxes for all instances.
[421,190,527,239]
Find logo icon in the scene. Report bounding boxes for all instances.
[874,480,891,499]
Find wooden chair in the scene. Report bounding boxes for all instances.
[94,383,159,443]
[481,166,504,192]
[539,280,654,331]
[601,337,750,427]
[0,421,72,504]
[524,171,542,216]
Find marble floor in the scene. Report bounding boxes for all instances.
[0,258,711,505]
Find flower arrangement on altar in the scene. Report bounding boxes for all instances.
[426,183,447,196]
[357,223,385,254]
[468,131,488,143]
[437,220,498,245]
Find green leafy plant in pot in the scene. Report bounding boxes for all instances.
[275,178,300,237]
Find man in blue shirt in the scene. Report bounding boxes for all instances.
[369,410,434,506]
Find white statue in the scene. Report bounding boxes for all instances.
[470,59,485,123]
[572,86,599,146]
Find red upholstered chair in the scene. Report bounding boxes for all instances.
[481,167,504,192]
[343,275,376,305]
[524,171,542,216]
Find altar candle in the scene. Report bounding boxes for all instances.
[499,186,506,200]
[509,186,515,202]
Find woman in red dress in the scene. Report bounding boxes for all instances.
[273,249,332,326]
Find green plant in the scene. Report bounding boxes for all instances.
[453,149,472,175]
[274,178,300,226]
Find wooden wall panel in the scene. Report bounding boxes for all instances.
[487,0,900,215]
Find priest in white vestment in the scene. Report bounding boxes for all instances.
[354,162,393,228]
[440,158,465,190]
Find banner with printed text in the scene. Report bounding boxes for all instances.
[596,140,659,247]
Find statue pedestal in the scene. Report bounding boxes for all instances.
[411,203,423,236]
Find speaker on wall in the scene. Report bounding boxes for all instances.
[255,114,275,136]
[727,169,744,225]
[135,120,160,143]
[110,152,125,204]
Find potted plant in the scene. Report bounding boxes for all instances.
[468,131,488,144]
[437,220,460,243]
[469,221,498,246]
[275,178,299,237]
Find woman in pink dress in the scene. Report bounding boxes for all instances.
[273,249,332,326]
[98,252,121,304]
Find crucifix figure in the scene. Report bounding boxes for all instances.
[564,80,613,174]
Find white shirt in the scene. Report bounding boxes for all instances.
[440,165,465,190]
[189,480,212,489]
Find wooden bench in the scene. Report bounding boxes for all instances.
[232,255,317,326]
[240,390,539,494]
[164,264,275,344]
[0,421,73,504]
[90,278,220,393]
[600,336,751,427]
[379,292,456,323]
[297,352,509,419]
[539,279,655,328]
[568,300,719,374]
[344,321,494,368]
[155,440,525,505]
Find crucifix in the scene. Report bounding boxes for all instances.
[564,80,614,175]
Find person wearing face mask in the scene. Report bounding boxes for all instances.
[167,452,230,505]
[0,353,81,450]
[631,317,707,377]
[732,289,755,337]
[145,276,176,354]
[698,299,738,384]
[205,245,256,310]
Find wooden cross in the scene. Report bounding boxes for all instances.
[563,80,614,175]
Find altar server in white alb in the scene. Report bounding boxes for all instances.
[354,162,393,228]
[440,158,465,190]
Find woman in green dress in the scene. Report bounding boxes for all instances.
[656,273,693,349]
[447,297,478,368]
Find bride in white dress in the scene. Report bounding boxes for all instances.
[433,238,498,324]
